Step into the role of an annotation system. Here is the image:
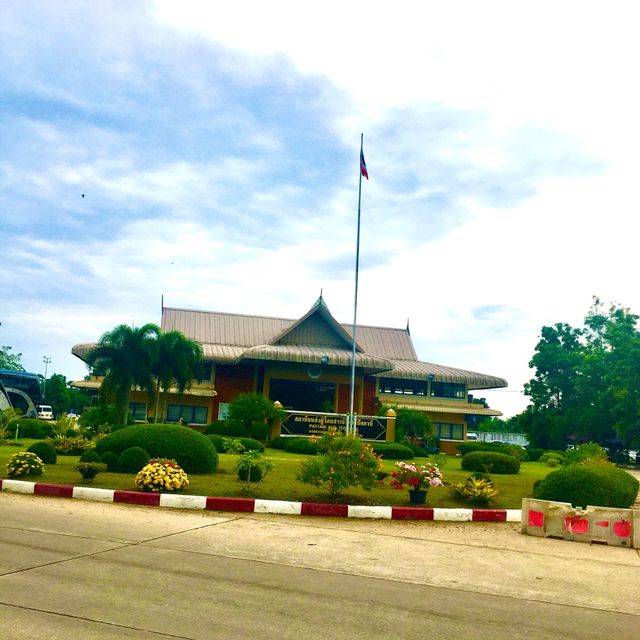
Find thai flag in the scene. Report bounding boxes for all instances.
[360,149,369,180]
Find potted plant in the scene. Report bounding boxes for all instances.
[390,461,443,505]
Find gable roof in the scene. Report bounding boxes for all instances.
[158,300,507,390]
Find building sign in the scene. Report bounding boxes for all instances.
[280,411,387,441]
[217,402,230,421]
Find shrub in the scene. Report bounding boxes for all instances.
[525,447,544,462]
[6,451,45,478]
[227,393,280,432]
[78,404,118,432]
[100,450,118,471]
[46,435,93,455]
[372,442,415,460]
[533,464,639,508]
[205,419,246,437]
[77,462,107,482]
[225,439,273,491]
[249,421,269,441]
[135,459,189,492]
[207,435,263,454]
[115,447,150,473]
[540,451,565,465]
[395,409,432,441]
[95,423,218,473]
[282,437,319,455]
[400,439,431,458]
[449,476,499,506]
[79,449,102,463]
[6,418,53,439]
[457,441,527,460]
[269,436,286,450]
[461,451,520,474]
[298,431,382,497]
[27,441,57,464]
[563,442,609,467]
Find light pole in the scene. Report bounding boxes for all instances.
[42,356,52,400]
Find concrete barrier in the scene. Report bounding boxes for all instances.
[522,498,636,548]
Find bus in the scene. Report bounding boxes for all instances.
[0,369,44,418]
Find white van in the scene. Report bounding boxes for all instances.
[466,432,478,441]
[37,405,54,420]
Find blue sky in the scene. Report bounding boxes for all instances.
[2,1,640,417]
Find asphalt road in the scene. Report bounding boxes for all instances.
[1,492,639,639]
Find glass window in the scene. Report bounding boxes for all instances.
[129,402,147,422]
[377,378,427,396]
[430,382,466,399]
[433,422,464,440]
[166,404,208,425]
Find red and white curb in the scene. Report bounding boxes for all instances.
[0,479,522,522]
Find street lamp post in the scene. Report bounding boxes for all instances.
[42,356,52,400]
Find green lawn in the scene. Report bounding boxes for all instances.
[0,440,552,509]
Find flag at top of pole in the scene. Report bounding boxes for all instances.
[360,147,369,180]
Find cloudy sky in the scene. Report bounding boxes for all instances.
[2,1,639,417]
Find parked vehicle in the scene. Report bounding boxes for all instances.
[37,404,54,420]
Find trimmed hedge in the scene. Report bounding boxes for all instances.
[282,437,319,455]
[457,441,527,460]
[7,418,54,439]
[533,464,639,508]
[79,449,102,463]
[205,419,269,441]
[100,450,118,471]
[95,423,219,473]
[26,441,57,464]
[116,447,150,473]
[461,451,520,474]
[371,442,415,460]
[207,435,264,454]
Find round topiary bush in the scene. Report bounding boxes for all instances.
[100,450,118,471]
[27,441,57,464]
[207,434,225,452]
[533,464,639,508]
[372,442,415,460]
[79,449,101,463]
[95,424,219,473]
[461,451,520,474]
[115,447,150,473]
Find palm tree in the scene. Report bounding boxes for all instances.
[152,330,203,422]
[86,324,160,425]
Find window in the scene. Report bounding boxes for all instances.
[129,402,147,422]
[433,422,464,440]
[166,404,208,425]
[377,377,427,396]
[199,363,213,383]
[430,381,466,399]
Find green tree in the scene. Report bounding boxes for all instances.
[151,330,203,421]
[86,324,160,425]
[523,299,640,450]
[0,345,25,371]
[228,393,280,434]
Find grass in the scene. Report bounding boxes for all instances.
[0,440,553,509]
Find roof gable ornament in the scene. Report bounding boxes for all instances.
[271,298,363,351]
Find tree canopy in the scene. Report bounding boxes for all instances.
[523,298,640,451]
[86,324,203,425]
[0,345,25,371]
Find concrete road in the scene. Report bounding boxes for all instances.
[1,492,639,639]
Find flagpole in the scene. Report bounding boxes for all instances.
[348,133,365,435]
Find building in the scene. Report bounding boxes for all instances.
[72,297,507,454]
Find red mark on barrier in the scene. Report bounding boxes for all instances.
[528,510,545,527]
[595,520,610,528]
[613,520,631,538]
[564,517,589,534]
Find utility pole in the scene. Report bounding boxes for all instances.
[42,356,52,400]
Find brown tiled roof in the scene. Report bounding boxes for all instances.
[71,300,507,391]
